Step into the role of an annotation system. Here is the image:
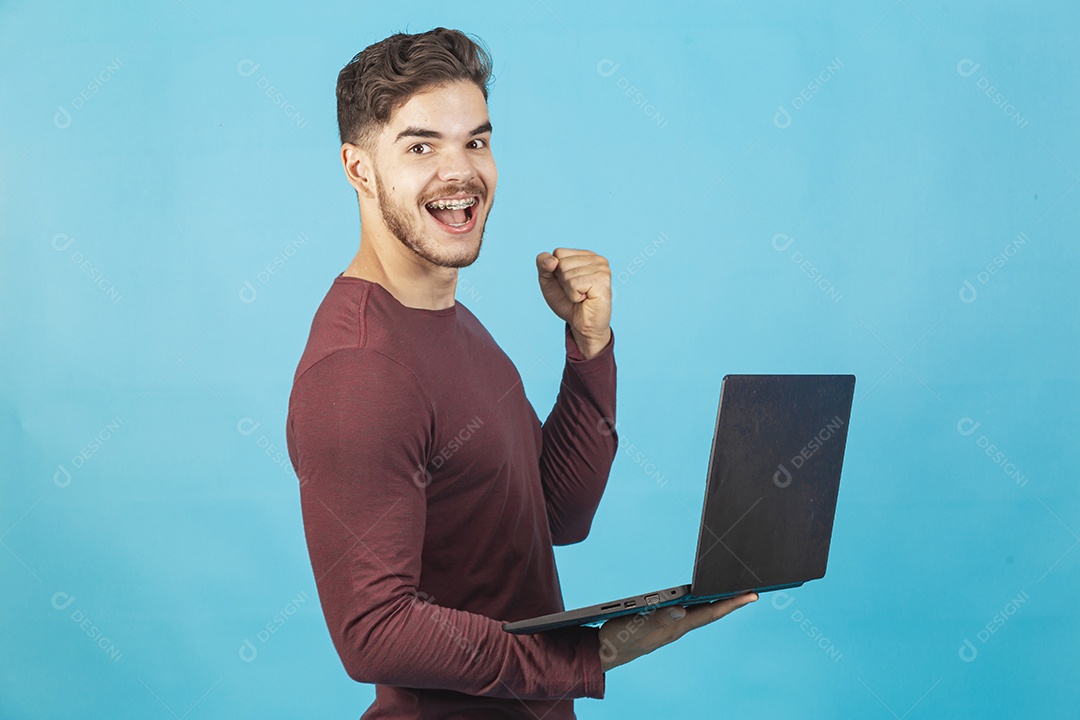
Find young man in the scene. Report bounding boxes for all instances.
[285,27,756,719]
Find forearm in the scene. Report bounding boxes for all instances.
[303,504,605,699]
[324,586,605,699]
[570,326,612,361]
[539,324,618,544]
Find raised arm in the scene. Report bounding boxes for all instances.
[539,324,618,545]
[286,348,604,699]
[534,248,618,545]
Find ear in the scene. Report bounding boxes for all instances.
[341,143,376,199]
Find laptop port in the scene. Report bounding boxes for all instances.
[600,603,621,611]
[624,600,637,608]
[645,594,660,605]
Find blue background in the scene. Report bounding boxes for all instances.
[2,1,1076,717]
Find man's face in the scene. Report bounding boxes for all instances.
[369,80,497,269]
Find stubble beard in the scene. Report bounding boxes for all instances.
[374,165,490,270]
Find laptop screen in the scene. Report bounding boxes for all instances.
[690,374,855,597]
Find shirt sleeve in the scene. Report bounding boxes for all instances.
[538,323,619,545]
[286,348,605,699]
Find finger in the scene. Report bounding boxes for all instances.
[557,268,609,292]
[536,252,558,277]
[550,256,607,276]
[648,603,705,642]
[565,277,611,304]
[554,263,611,282]
[551,247,594,260]
[666,605,688,624]
[705,593,758,622]
[636,604,690,638]
[678,593,758,631]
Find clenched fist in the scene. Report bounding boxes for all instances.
[535,248,613,360]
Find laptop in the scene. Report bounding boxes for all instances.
[503,373,856,634]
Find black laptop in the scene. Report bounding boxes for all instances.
[503,374,856,634]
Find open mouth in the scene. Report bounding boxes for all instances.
[424,195,479,234]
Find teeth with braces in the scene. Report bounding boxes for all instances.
[425,197,477,210]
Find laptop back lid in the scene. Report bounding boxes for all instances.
[690,374,855,598]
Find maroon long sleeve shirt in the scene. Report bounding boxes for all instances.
[285,274,618,719]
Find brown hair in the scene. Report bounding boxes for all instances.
[337,27,494,151]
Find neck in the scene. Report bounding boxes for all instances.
[343,227,458,311]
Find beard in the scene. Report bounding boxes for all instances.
[374,165,491,269]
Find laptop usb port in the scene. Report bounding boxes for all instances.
[624,600,637,608]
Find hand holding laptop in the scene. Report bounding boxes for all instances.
[597,592,758,672]
[504,375,855,637]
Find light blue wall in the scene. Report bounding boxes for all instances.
[2,1,1076,717]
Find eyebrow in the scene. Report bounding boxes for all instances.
[394,121,493,144]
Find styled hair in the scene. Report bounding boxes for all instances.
[337,27,494,151]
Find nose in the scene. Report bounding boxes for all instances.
[436,146,478,184]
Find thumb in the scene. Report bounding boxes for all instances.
[536,251,571,322]
[648,605,686,633]
[536,252,557,278]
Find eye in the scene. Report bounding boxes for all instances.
[408,143,432,155]
[469,138,489,149]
